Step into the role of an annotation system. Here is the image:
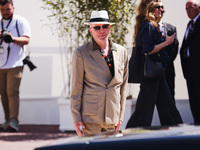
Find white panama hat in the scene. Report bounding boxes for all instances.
[84,10,115,25]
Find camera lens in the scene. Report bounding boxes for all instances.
[3,34,12,43]
[2,30,12,43]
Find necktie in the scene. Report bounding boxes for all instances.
[185,20,194,58]
[186,20,194,44]
[159,23,165,39]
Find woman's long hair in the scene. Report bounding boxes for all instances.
[133,0,161,46]
[133,0,153,46]
[145,1,161,32]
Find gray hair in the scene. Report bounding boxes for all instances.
[193,0,200,5]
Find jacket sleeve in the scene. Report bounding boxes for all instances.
[119,48,128,121]
[142,22,156,54]
[70,49,84,122]
[166,26,179,64]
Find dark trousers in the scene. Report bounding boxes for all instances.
[126,77,183,128]
[165,73,175,101]
[185,60,200,124]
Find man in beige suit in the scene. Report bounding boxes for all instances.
[70,10,128,136]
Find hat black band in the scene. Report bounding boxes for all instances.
[90,18,109,23]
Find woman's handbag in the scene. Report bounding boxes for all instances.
[144,53,164,79]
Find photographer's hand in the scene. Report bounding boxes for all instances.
[11,36,30,46]
[9,33,15,43]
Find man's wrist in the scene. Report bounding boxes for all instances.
[12,38,15,43]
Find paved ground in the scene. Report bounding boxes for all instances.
[0,125,77,150]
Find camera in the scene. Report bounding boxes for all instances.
[167,30,174,36]
[23,56,37,71]
[1,29,13,43]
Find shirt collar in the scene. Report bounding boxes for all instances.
[193,13,200,23]
[92,38,117,52]
[158,19,163,26]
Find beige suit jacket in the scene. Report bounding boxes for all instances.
[70,39,128,125]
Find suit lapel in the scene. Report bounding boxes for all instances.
[89,50,111,73]
[164,23,174,36]
[112,49,119,77]
[88,41,112,79]
[107,43,119,86]
[164,23,170,33]
[163,23,167,40]
[193,15,200,35]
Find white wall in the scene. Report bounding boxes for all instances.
[14,0,60,47]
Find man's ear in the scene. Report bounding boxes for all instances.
[89,28,93,36]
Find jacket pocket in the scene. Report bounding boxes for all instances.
[82,95,98,115]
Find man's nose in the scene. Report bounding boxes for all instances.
[100,27,105,32]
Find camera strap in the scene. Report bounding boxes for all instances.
[16,19,25,52]
[1,17,13,30]
[1,16,13,44]
[0,17,13,67]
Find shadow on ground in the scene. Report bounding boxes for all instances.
[0,125,76,142]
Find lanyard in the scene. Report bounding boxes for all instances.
[1,17,13,30]
[0,17,13,67]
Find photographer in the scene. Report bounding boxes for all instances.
[0,0,31,132]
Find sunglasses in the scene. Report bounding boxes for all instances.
[156,5,164,10]
[91,24,109,31]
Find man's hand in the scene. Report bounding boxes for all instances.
[165,33,175,46]
[74,121,85,136]
[115,120,122,131]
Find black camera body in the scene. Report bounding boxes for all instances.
[167,30,174,36]
[1,29,13,43]
[23,56,37,71]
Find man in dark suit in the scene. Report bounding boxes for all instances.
[159,5,179,101]
[180,0,200,124]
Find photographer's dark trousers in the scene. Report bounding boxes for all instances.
[126,77,183,128]
[0,66,23,122]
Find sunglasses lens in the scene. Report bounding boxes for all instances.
[156,5,163,10]
[93,26,101,30]
[93,25,109,30]
[102,25,109,29]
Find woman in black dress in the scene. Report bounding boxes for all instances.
[126,0,183,128]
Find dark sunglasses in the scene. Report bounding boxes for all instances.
[156,5,164,10]
[92,24,109,31]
